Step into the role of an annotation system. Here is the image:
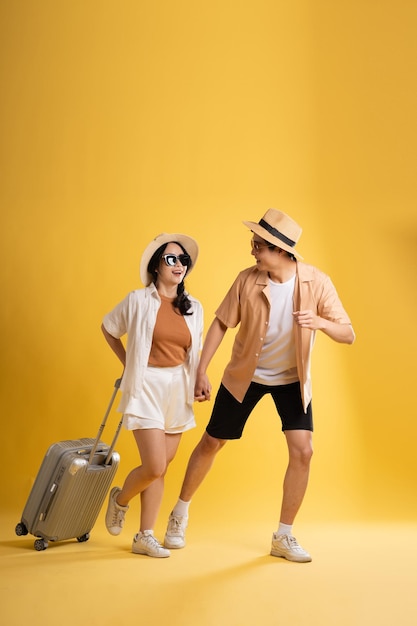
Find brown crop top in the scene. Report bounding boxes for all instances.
[148,295,191,367]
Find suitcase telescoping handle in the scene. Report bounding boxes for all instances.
[88,377,123,465]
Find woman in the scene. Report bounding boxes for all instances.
[102,232,203,558]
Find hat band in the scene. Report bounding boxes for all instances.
[259,219,296,248]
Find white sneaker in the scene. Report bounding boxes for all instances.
[105,487,129,536]
[270,533,312,563]
[132,532,170,558]
[164,512,188,549]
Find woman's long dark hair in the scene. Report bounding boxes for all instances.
[147,242,193,315]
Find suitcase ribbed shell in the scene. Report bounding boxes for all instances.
[21,439,119,542]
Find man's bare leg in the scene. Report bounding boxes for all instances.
[164,432,226,548]
[271,429,313,562]
[279,429,313,525]
[180,432,227,501]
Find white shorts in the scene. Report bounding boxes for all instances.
[121,364,196,434]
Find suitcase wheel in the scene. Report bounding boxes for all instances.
[15,522,28,536]
[76,533,90,543]
[34,538,48,551]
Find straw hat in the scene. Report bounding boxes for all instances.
[243,208,303,260]
[140,232,199,286]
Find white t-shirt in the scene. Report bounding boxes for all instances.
[252,275,299,386]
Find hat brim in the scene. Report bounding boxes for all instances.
[140,233,199,286]
[243,221,303,260]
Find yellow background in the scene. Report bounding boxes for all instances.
[1,0,416,526]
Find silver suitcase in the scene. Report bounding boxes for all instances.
[15,378,123,551]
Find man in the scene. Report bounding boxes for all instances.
[164,209,355,562]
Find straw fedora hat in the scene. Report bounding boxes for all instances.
[140,232,199,286]
[243,208,303,260]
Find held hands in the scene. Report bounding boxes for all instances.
[194,372,212,402]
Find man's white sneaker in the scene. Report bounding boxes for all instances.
[105,487,129,536]
[132,532,170,558]
[164,512,187,549]
[270,533,312,563]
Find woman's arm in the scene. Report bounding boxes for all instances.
[101,323,127,366]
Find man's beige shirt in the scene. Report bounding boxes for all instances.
[215,263,352,412]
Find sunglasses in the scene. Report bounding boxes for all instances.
[251,239,275,251]
[161,253,191,267]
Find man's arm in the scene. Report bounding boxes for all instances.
[293,311,355,344]
[194,317,228,402]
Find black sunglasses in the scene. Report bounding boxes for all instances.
[161,253,191,267]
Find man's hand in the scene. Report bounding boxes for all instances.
[194,372,212,402]
[293,310,355,344]
[293,309,324,331]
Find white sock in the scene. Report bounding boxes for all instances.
[277,522,293,536]
[172,498,190,517]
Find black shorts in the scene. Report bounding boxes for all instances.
[206,381,313,440]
